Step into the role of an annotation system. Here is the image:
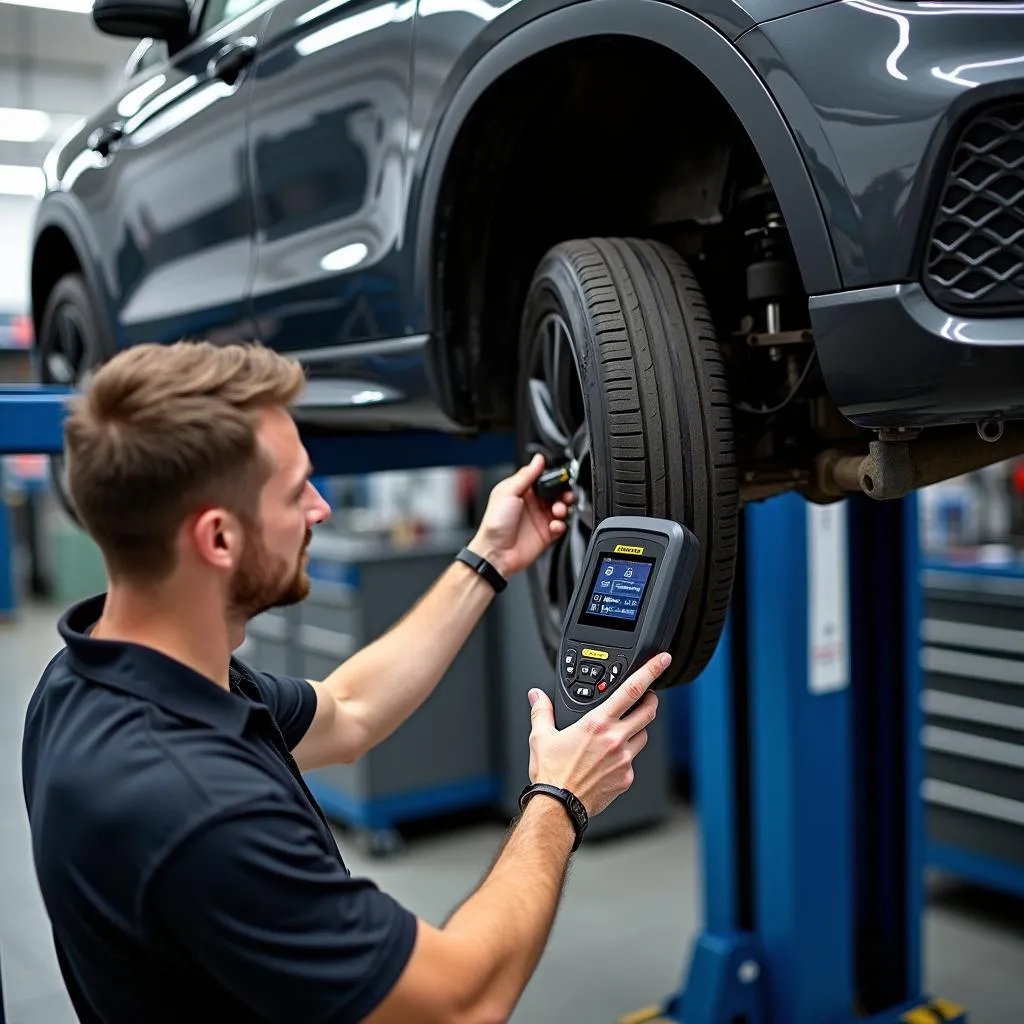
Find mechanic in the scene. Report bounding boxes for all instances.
[21,340,666,1024]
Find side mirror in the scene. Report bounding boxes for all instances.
[92,0,190,44]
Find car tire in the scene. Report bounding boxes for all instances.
[37,273,113,524]
[516,237,738,686]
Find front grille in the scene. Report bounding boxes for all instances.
[924,100,1024,315]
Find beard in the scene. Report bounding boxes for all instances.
[229,526,313,621]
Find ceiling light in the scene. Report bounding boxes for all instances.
[0,0,93,12]
[0,108,51,143]
[0,164,45,198]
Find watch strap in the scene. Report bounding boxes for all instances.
[455,546,508,594]
[519,782,588,852]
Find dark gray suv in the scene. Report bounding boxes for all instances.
[29,0,1024,684]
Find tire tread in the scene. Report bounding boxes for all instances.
[522,237,738,684]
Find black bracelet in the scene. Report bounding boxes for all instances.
[519,782,589,852]
[454,546,507,594]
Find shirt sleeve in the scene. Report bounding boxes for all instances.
[146,802,418,1024]
[250,671,318,749]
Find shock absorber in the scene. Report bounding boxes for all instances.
[743,193,798,342]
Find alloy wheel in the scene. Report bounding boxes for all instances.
[521,310,596,632]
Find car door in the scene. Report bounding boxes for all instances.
[244,0,415,354]
[93,0,274,347]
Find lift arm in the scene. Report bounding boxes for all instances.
[0,385,516,473]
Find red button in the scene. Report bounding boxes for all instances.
[597,682,607,692]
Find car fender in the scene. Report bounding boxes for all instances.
[410,0,842,332]
[31,191,120,355]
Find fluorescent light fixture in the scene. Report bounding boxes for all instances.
[0,107,51,143]
[0,0,94,12]
[320,242,368,272]
[0,164,45,198]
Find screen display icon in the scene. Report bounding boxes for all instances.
[585,557,653,624]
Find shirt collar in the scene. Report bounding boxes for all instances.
[58,593,255,735]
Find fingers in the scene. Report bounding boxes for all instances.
[619,691,659,739]
[505,453,546,498]
[544,494,573,537]
[603,653,671,719]
[528,688,554,732]
[625,728,650,760]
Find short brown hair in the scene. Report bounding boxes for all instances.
[64,341,306,583]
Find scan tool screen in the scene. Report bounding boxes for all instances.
[577,555,655,631]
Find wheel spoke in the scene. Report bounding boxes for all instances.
[568,514,588,576]
[527,378,569,452]
[570,422,590,463]
[525,308,600,636]
[575,492,595,531]
[542,316,557,388]
[551,319,578,444]
[56,311,77,358]
[552,534,574,613]
[45,353,73,384]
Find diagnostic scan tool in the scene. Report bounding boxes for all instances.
[555,516,700,730]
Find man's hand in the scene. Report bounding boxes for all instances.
[469,454,573,578]
[526,652,669,816]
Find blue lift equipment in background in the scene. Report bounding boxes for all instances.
[652,494,967,1024]
[0,383,969,1024]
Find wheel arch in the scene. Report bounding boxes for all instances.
[31,195,118,358]
[410,0,841,425]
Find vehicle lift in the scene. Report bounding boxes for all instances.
[0,383,970,1024]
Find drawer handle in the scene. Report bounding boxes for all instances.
[922,689,1024,733]
[920,646,1024,687]
[922,778,1024,827]
[921,618,1024,657]
[922,725,1024,770]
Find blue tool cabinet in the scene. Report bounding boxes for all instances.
[920,562,1024,898]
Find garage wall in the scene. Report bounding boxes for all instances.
[0,195,37,312]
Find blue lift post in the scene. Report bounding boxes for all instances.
[1,384,969,1024]
[640,493,969,1024]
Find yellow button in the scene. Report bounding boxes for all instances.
[582,648,609,660]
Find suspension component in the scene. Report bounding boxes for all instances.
[742,189,799,341]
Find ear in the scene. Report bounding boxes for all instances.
[191,508,243,572]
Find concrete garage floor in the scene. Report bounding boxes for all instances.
[2,602,1023,1024]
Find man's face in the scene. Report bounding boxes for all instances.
[228,408,330,621]
[228,520,312,620]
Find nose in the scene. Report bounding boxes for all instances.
[307,482,332,526]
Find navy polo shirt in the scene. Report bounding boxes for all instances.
[21,594,416,1024]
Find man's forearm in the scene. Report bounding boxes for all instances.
[443,796,576,1019]
[319,558,496,756]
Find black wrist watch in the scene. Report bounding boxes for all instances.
[519,782,589,852]
[455,546,507,594]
